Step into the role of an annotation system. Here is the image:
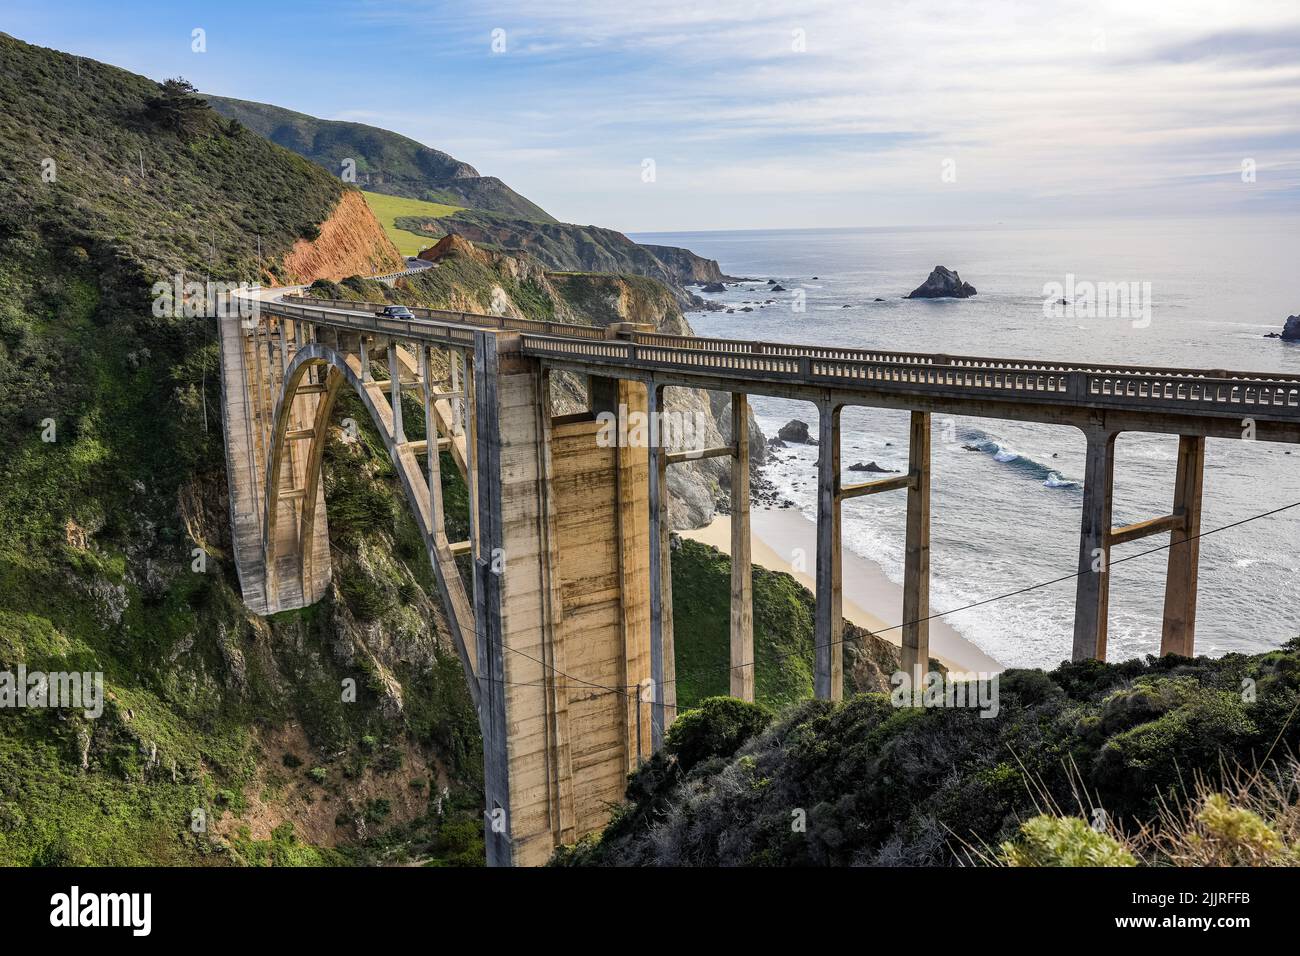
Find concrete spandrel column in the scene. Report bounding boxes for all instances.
[1161,434,1205,657]
[814,400,843,701]
[1073,427,1117,661]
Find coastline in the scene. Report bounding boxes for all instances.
[680,506,1003,675]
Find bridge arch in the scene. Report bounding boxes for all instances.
[259,340,480,707]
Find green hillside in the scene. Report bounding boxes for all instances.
[204,94,729,296]
[0,33,482,866]
[205,94,555,222]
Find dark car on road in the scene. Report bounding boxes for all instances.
[376,305,415,319]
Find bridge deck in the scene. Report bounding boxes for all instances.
[261,294,1300,432]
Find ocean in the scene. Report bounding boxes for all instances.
[632,219,1300,670]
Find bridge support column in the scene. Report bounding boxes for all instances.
[901,411,931,683]
[730,393,754,701]
[386,341,404,444]
[814,400,843,700]
[614,378,653,765]
[1161,435,1205,657]
[419,346,445,535]
[471,330,549,867]
[647,383,676,748]
[1073,427,1116,661]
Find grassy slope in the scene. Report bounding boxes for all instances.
[361,191,462,256]
[0,34,482,865]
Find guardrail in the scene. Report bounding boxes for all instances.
[631,330,1300,384]
[520,334,1300,418]
[284,294,608,340]
[262,300,479,348]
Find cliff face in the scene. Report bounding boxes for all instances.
[405,212,727,306]
[639,243,727,284]
[282,190,404,283]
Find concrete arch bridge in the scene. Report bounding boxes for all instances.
[217,286,1300,864]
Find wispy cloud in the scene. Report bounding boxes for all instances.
[335,0,1300,228]
[10,0,1298,230]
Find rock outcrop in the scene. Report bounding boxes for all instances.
[404,211,727,308]
[848,461,898,473]
[906,265,977,299]
[1281,315,1300,341]
[282,190,404,283]
[639,244,729,284]
[778,420,816,444]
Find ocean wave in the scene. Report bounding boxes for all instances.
[964,435,1080,490]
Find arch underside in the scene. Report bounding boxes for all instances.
[262,341,480,710]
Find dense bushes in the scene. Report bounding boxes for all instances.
[561,640,1300,866]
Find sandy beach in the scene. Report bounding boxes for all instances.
[681,507,1002,674]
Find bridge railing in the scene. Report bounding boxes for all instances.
[262,300,481,347]
[630,330,1300,384]
[283,294,608,340]
[520,334,1300,417]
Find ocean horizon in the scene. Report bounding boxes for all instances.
[634,219,1300,669]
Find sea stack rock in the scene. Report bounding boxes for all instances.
[778,420,816,444]
[700,281,726,293]
[906,265,977,299]
[1281,315,1300,341]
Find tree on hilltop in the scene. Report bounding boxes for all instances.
[145,77,214,137]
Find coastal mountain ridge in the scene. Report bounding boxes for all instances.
[204,94,731,301]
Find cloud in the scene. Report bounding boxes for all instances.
[340,0,1300,228]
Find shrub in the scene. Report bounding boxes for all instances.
[1000,816,1136,867]
[665,696,773,774]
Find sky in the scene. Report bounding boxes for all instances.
[5,0,1299,232]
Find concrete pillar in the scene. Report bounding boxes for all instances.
[469,334,508,865]
[420,346,445,535]
[387,341,404,444]
[901,411,931,683]
[730,393,754,701]
[614,378,652,766]
[647,383,669,747]
[659,436,676,732]
[1161,434,1205,657]
[451,348,464,436]
[814,400,843,700]
[1072,427,1117,661]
